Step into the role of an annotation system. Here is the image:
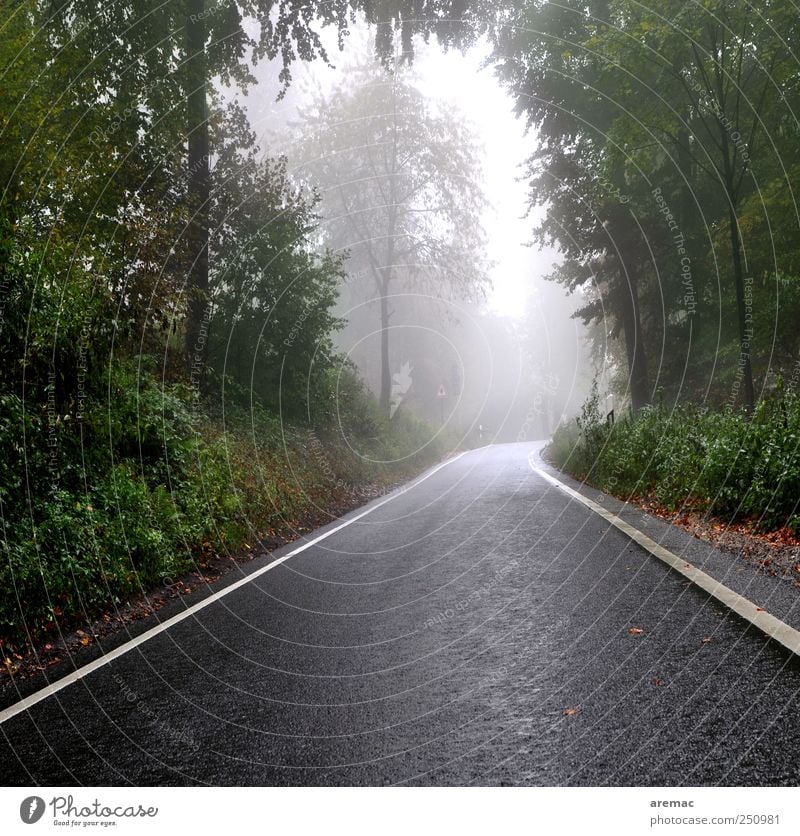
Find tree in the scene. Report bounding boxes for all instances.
[293,61,489,414]
[492,0,800,409]
[26,0,488,368]
[0,0,188,408]
[523,135,657,412]
[207,153,345,417]
[596,0,795,409]
[491,3,656,410]
[176,0,491,364]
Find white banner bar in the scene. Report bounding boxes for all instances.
[0,787,796,835]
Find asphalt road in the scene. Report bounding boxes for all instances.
[2,442,800,786]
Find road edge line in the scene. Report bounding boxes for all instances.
[0,450,471,726]
[531,460,800,658]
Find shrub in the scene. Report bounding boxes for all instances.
[0,359,452,647]
[547,386,800,532]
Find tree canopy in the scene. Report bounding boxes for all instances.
[492,0,800,409]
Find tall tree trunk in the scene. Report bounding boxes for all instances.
[185,0,210,373]
[728,206,755,410]
[619,268,650,413]
[676,123,695,228]
[379,285,391,414]
[378,70,399,417]
[610,210,650,413]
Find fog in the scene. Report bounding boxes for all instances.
[236,24,592,441]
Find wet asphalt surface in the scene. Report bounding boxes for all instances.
[2,442,800,786]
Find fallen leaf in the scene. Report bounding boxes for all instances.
[628,627,644,635]
[80,637,90,647]
[563,707,581,716]
[755,607,765,612]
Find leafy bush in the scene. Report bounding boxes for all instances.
[548,388,800,532]
[0,358,451,648]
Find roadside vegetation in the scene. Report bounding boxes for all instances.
[548,383,800,534]
[505,2,800,539]
[0,359,453,650]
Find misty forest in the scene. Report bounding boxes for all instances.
[1,0,800,677]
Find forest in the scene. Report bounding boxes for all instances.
[2,0,800,658]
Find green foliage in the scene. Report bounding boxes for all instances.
[493,0,800,408]
[208,155,344,417]
[312,361,385,440]
[308,359,455,487]
[0,355,448,646]
[549,388,800,532]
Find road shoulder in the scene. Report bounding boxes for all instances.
[530,444,800,642]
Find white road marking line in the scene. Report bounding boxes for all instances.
[0,451,471,726]
[531,458,800,658]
